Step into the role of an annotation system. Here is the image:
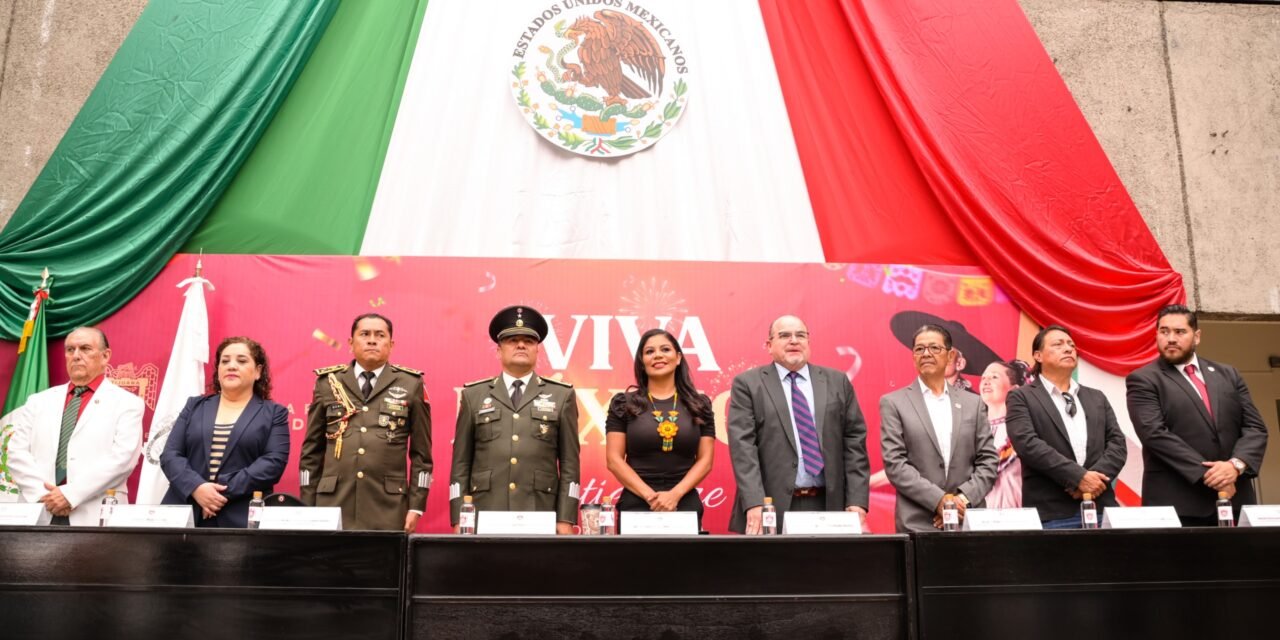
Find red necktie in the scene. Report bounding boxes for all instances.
[1184,363,1213,420]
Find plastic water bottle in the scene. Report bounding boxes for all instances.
[247,491,265,529]
[761,496,778,535]
[459,496,477,534]
[1217,492,1234,528]
[941,496,960,532]
[98,489,118,527]
[1080,492,1098,529]
[600,495,617,535]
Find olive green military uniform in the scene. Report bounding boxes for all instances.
[449,374,580,525]
[300,363,432,531]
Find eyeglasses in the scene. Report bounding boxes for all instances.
[773,331,809,342]
[912,345,947,356]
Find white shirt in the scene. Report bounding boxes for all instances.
[1176,354,1206,388]
[353,362,386,393]
[502,372,534,401]
[775,363,823,488]
[1042,375,1088,466]
[918,379,954,475]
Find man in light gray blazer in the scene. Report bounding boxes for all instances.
[728,315,870,534]
[881,324,998,532]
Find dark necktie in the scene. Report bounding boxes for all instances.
[1185,364,1213,420]
[360,371,375,400]
[56,386,88,485]
[1062,391,1077,418]
[511,380,524,407]
[787,371,824,476]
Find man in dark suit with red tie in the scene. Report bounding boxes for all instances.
[1126,304,1269,526]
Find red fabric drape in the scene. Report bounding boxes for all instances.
[760,0,1184,376]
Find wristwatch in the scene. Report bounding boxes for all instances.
[1230,458,1247,474]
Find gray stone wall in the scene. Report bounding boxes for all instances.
[1022,0,1280,315]
[0,0,147,222]
[0,0,1276,316]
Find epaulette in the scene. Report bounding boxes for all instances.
[541,376,573,388]
[464,377,496,388]
[314,364,348,376]
[391,363,423,376]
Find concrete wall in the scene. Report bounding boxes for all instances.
[0,0,1276,316]
[1021,0,1280,315]
[0,0,148,221]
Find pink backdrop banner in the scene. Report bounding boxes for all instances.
[0,255,1020,533]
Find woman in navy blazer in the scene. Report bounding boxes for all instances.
[161,336,290,528]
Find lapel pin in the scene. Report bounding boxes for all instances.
[954,403,962,409]
[1208,366,1216,373]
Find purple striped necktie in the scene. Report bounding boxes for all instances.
[787,371,824,476]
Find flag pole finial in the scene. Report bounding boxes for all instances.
[195,248,204,278]
[39,267,49,289]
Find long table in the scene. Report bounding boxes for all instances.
[6,527,1280,640]
[913,528,1280,640]
[0,526,406,640]
[406,535,915,640]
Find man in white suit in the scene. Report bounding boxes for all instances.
[881,324,997,532]
[7,327,143,525]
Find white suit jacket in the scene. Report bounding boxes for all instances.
[7,379,143,526]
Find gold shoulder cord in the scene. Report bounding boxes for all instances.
[325,373,358,459]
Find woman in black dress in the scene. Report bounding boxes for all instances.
[605,328,716,522]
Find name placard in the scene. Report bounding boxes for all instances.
[619,511,699,535]
[1101,506,1181,529]
[961,508,1043,531]
[107,505,195,529]
[0,503,52,526]
[1238,505,1280,527]
[782,511,862,535]
[477,511,556,535]
[259,506,343,531]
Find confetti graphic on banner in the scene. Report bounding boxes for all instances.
[369,297,386,308]
[882,265,924,300]
[957,276,995,307]
[312,329,342,350]
[846,264,883,289]
[835,346,863,382]
[354,257,380,281]
[478,272,497,293]
[922,270,958,306]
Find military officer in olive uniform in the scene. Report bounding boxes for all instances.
[300,313,433,532]
[450,306,581,534]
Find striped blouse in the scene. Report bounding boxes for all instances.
[208,422,235,481]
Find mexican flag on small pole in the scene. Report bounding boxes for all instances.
[1,268,53,501]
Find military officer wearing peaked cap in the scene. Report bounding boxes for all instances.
[450,305,581,534]
[300,313,433,532]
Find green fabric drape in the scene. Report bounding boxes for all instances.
[184,0,430,255]
[0,0,339,340]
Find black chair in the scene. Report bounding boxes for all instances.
[264,492,305,507]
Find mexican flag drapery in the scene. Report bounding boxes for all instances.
[0,0,1182,375]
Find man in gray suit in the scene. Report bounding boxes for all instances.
[728,315,870,534]
[880,324,998,532]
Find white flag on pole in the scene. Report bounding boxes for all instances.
[135,273,213,504]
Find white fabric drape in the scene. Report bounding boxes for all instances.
[362,0,824,263]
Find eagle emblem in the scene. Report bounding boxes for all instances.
[511,3,690,157]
